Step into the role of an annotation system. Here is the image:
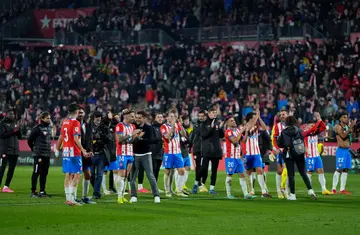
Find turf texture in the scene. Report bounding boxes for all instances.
[0,167,359,235]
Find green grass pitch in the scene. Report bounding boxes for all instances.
[0,167,359,235]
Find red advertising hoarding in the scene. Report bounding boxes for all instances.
[33,8,96,38]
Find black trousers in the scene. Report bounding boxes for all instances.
[194,156,204,183]
[109,170,114,189]
[285,155,312,194]
[152,159,162,182]
[31,156,50,192]
[201,157,220,186]
[0,155,19,187]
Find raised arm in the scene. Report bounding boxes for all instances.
[303,120,326,137]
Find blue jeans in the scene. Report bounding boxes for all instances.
[91,154,106,196]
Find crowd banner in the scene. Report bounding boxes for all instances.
[17,140,360,173]
[33,8,96,38]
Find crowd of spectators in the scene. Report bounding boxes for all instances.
[1,34,360,140]
[1,0,360,141]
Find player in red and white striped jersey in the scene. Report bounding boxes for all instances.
[303,112,332,195]
[223,116,255,199]
[243,110,272,198]
[272,110,289,198]
[161,110,188,197]
[56,103,91,206]
[112,109,142,204]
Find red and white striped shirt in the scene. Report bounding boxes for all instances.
[243,127,261,156]
[303,120,326,158]
[305,135,319,158]
[115,122,135,156]
[160,123,181,154]
[225,128,242,159]
[272,122,285,151]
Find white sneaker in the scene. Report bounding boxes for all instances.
[103,190,111,196]
[158,189,164,193]
[154,196,161,203]
[130,197,138,203]
[287,193,296,200]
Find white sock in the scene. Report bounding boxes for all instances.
[164,174,169,193]
[276,174,281,192]
[176,174,184,192]
[118,176,125,197]
[250,175,254,192]
[194,180,199,186]
[3,186,8,189]
[82,179,89,198]
[332,171,340,190]
[74,186,78,200]
[307,173,312,184]
[340,172,348,191]
[69,186,75,202]
[263,173,268,192]
[128,181,131,191]
[318,173,326,191]
[138,184,143,190]
[113,174,120,193]
[102,174,107,192]
[184,170,189,187]
[209,185,215,191]
[174,170,179,191]
[225,176,232,196]
[64,186,70,201]
[257,174,267,194]
[240,178,249,196]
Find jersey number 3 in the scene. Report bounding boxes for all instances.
[64,128,69,142]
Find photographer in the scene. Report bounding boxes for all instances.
[0,106,21,193]
[90,111,111,199]
[27,112,52,198]
[104,112,119,194]
[190,110,213,194]
[277,116,316,201]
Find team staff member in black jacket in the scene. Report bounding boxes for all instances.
[200,107,225,194]
[0,106,21,193]
[190,110,213,194]
[151,113,164,184]
[76,108,96,204]
[27,112,52,198]
[130,111,160,203]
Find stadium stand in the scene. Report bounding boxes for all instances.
[0,0,359,140]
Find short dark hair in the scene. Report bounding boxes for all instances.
[181,115,189,120]
[39,112,50,119]
[245,112,255,122]
[285,116,298,126]
[199,110,206,115]
[136,111,147,117]
[68,103,80,113]
[337,112,347,120]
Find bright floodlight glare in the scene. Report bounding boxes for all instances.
[48,49,52,53]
